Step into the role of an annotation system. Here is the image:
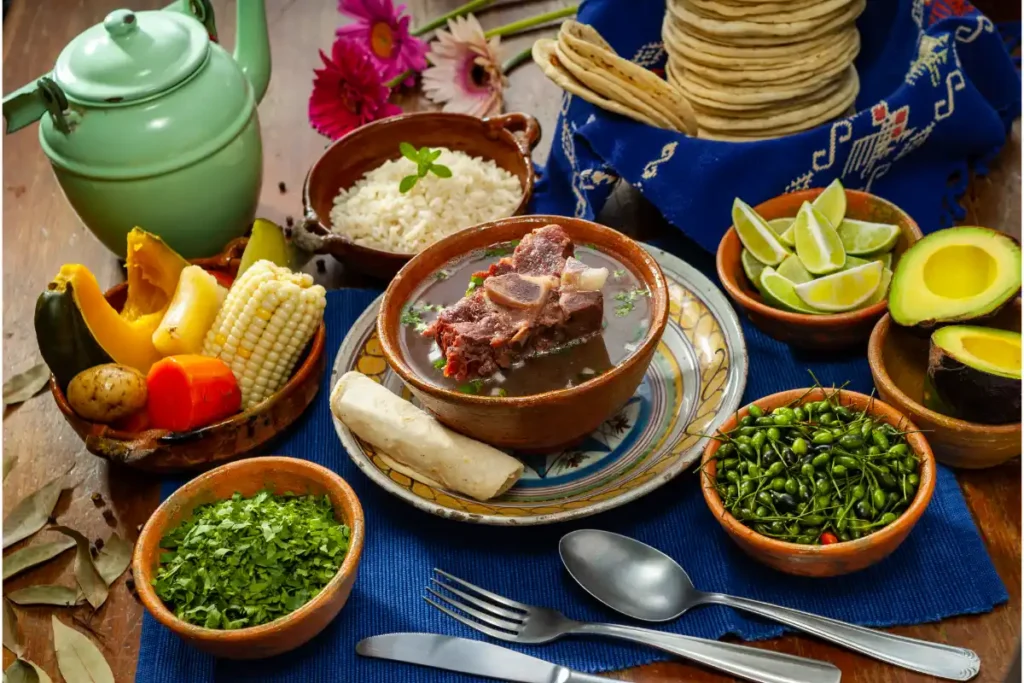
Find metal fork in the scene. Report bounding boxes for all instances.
[425,569,841,683]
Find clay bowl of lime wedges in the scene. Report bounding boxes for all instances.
[717,182,923,349]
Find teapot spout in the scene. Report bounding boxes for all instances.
[234,0,271,104]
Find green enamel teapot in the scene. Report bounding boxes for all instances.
[2,0,270,259]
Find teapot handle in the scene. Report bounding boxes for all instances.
[2,77,69,135]
[164,0,219,42]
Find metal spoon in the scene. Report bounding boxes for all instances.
[559,529,980,682]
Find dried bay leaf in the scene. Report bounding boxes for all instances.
[3,473,72,549]
[93,533,132,586]
[3,363,51,407]
[3,597,23,656]
[6,585,83,607]
[3,454,17,482]
[3,538,77,580]
[51,527,107,610]
[4,659,53,683]
[52,617,114,683]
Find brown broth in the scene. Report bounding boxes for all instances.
[399,243,652,396]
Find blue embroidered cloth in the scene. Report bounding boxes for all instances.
[532,0,1021,251]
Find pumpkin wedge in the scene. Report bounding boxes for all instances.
[35,229,190,389]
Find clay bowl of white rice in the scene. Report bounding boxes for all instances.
[302,111,539,280]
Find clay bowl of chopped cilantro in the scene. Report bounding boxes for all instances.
[377,214,670,452]
[132,456,364,658]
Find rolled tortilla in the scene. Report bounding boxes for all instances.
[330,371,524,501]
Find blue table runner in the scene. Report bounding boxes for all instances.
[137,277,1008,683]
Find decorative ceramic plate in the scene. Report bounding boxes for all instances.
[331,245,748,525]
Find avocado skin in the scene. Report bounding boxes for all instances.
[927,342,1021,424]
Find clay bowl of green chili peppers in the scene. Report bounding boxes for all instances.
[701,387,935,577]
[133,456,365,658]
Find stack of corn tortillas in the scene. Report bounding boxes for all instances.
[663,0,865,141]
[533,21,698,135]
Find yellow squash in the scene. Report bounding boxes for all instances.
[152,265,227,355]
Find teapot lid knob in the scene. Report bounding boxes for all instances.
[53,8,209,104]
[103,10,139,39]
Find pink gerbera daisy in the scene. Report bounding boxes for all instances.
[308,38,403,140]
[421,15,506,118]
[336,0,428,85]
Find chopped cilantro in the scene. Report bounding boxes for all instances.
[153,491,350,630]
[401,303,443,331]
[612,269,627,279]
[496,387,508,397]
[458,379,485,394]
[483,240,521,258]
[434,269,450,281]
[432,357,446,371]
[400,305,423,328]
[614,288,649,317]
[465,274,485,296]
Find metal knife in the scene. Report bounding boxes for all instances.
[356,633,616,682]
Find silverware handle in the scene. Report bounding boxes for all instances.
[706,594,980,681]
[572,623,840,683]
[564,670,619,682]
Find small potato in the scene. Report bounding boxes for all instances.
[67,364,147,424]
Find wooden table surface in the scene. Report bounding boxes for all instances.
[2,1,1020,681]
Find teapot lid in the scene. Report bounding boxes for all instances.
[53,9,209,103]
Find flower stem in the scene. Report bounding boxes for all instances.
[412,0,496,37]
[501,46,533,74]
[484,6,578,39]
[386,69,415,88]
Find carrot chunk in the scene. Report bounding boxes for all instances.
[146,355,241,431]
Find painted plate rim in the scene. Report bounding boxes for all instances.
[331,244,748,525]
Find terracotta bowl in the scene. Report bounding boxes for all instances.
[868,300,1022,469]
[377,215,670,452]
[701,388,936,577]
[301,111,541,281]
[50,239,327,473]
[133,456,364,659]
[717,188,923,349]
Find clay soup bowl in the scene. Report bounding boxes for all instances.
[717,188,923,349]
[376,214,670,452]
[701,388,936,577]
[868,298,1021,469]
[302,111,540,281]
[133,456,365,659]
[49,238,327,473]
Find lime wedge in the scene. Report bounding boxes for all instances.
[792,201,846,275]
[778,224,796,248]
[863,267,893,307]
[759,267,821,314]
[846,252,893,270]
[812,178,847,227]
[768,218,795,247]
[777,254,813,284]
[733,198,789,266]
[794,261,885,312]
[741,249,767,286]
[836,219,900,255]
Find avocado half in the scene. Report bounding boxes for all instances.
[925,325,1021,424]
[889,227,1021,329]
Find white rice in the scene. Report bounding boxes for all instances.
[330,148,524,254]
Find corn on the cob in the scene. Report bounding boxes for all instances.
[202,260,326,409]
